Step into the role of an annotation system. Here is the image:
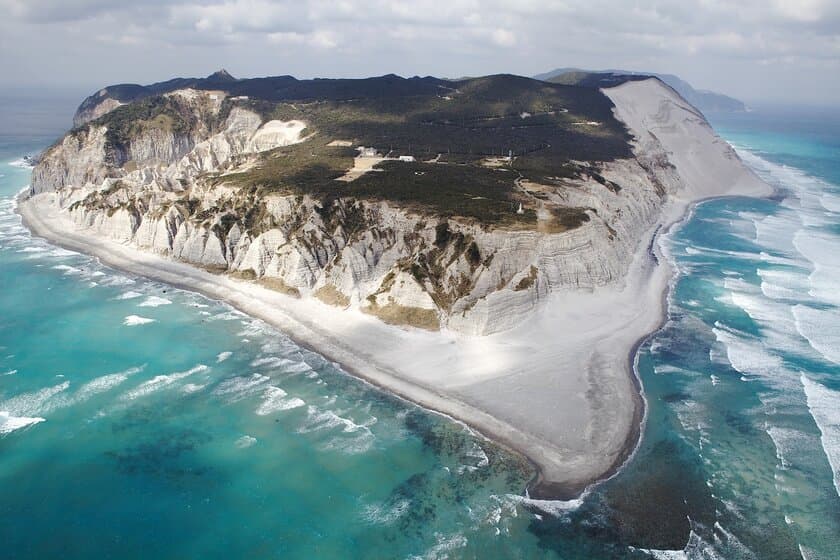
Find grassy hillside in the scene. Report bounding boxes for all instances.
[83,72,634,228]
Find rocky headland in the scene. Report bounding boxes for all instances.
[19,71,770,497]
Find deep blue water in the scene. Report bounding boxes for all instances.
[1,95,838,559]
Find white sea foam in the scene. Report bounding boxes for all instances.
[52,264,82,275]
[216,351,232,363]
[711,522,755,559]
[235,435,257,449]
[713,325,783,376]
[212,373,270,402]
[320,430,375,454]
[361,499,410,525]
[0,381,70,417]
[765,425,810,471]
[209,310,243,322]
[123,315,155,326]
[632,523,746,560]
[511,494,584,517]
[819,193,840,213]
[74,366,144,402]
[46,247,77,258]
[751,212,802,256]
[120,364,208,401]
[299,406,357,433]
[284,360,316,375]
[720,277,755,295]
[410,533,467,560]
[182,383,207,394]
[757,268,811,301]
[116,290,144,300]
[458,442,490,473]
[8,158,34,169]
[684,244,794,266]
[792,230,840,306]
[255,386,305,415]
[727,288,813,359]
[250,356,287,368]
[0,411,45,434]
[798,544,818,560]
[137,296,171,308]
[712,324,802,404]
[100,275,135,287]
[792,305,840,365]
[2,369,17,376]
[801,375,840,498]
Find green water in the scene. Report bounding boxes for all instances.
[2,96,839,559]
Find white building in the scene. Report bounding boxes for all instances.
[398,155,415,162]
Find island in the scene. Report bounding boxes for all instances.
[18,70,770,498]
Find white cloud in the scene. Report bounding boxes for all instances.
[169,0,305,34]
[0,0,838,103]
[491,28,516,47]
[267,29,338,49]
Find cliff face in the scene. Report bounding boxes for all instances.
[28,79,729,335]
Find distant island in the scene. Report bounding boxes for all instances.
[534,68,748,113]
[19,70,769,498]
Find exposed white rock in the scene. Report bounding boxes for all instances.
[370,270,437,310]
[31,125,110,194]
[28,78,767,336]
[247,120,308,152]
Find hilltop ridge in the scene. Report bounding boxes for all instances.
[535,67,747,113]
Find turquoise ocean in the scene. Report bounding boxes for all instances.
[1,94,838,559]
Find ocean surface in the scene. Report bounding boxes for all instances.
[1,93,839,559]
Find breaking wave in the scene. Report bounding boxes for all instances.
[801,375,840,498]
[120,364,208,401]
[123,315,155,326]
[792,305,840,365]
[0,411,45,435]
[137,296,172,308]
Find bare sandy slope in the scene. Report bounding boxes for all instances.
[18,78,771,499]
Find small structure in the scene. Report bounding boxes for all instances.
[398,155,415,162]
[516,203,525,215]
[358,146,379,158]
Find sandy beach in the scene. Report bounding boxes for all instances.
[17,79,773,499]
[15,188,691,498]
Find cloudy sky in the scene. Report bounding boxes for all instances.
[1,0,838,105]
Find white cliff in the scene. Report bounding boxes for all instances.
[26,78,764,336]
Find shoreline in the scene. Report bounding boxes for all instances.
[19,191,667,500]
[15,189,772,501]
[18,185,772,500]
[14,79,775,500]
[600,183,784,489]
